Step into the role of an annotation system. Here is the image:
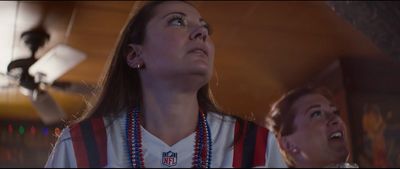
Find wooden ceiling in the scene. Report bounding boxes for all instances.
[0,1,385,123]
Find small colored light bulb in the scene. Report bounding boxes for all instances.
[18,126,25,135]
[7,124,13,134]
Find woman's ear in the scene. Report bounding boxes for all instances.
[279,136,290,152]
[280,136,300,156]
[126,44,144,69]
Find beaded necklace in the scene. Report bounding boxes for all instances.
[126,108,212,168]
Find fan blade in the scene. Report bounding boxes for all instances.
[51,81,96,95]
[28,89,66,125]
[28,44,86,84]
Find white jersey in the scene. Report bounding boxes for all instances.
[45,112,287,168]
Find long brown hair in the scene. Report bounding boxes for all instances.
[267,85,334,167]
[80,1,221,120]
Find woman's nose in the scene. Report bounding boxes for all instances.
[189,25,208,41]
[327,112,339,126]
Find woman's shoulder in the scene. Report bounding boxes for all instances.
[60,113,124,140]
[53,117,102,142]
[56,127,72,142]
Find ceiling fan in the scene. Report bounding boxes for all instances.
[0,26,94,125]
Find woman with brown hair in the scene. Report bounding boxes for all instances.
[45,1,285,168]
[267,86,358,168]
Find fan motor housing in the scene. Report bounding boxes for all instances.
[21,27,50,55]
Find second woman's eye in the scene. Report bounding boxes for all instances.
[168,15,187,27]
[333,110,340,116]
[205,24,212,35]
[310,110,322,119]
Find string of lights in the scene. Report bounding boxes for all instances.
[1,121,63,137]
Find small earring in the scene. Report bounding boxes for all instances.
[292,148,299,154]
[137,64,141,69]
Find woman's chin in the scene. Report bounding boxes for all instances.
[331,148,350,165]
[188,66,212,78]
[178,68,212,86]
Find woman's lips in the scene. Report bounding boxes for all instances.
[188,48,208,56]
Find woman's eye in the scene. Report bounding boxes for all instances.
[310,111,322,119]
[333,110,340,116]
[169,16,186,27]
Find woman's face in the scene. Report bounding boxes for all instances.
[139,1,214,86]
[284,93,349,167]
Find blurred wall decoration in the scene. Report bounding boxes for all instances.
[322,3,400,166]
[341,58,400,168]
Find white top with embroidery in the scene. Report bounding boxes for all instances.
[45,112,287,168]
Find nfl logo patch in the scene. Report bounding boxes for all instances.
[162,151,178,167]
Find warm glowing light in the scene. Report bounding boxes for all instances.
[54,127,61,137]
[30,126,37,135]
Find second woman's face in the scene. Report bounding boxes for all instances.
[287,94,349,167]
[141,1,214,85]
